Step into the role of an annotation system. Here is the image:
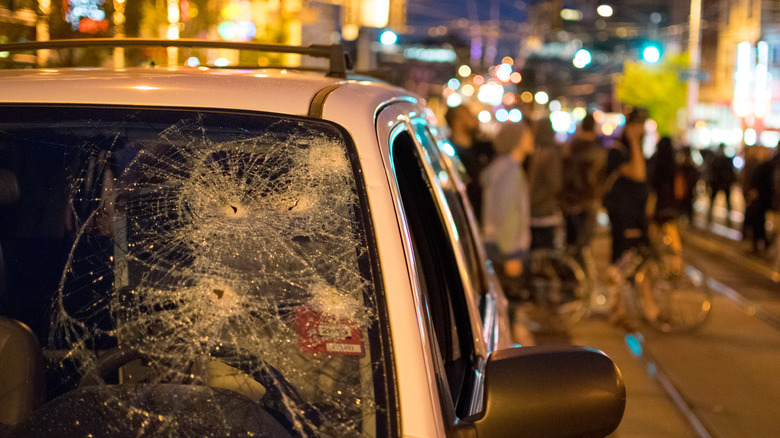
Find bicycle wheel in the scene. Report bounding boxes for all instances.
[520,249,589,333]
[634,258,712,333]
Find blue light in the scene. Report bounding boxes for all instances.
[441,141,456,157]
[380,30,398,45]
[624,333,643,357]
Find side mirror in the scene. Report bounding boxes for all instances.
[463,346,625,438]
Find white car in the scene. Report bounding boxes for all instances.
[0,40,624,438]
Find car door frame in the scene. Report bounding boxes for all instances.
[375,99,497,430]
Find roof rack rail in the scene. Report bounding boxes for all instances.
[0,38,354,78]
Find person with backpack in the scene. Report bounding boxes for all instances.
[560,113,606,256]
[528,117,563,250]
[647,136,684,260]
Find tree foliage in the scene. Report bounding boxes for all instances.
[616,53,689,136]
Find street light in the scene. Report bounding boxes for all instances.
[597,5,613,18]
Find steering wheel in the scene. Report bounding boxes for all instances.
[83,343,322,437]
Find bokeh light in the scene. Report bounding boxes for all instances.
[534,91,550,105]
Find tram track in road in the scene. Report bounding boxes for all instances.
[622,227,780,438]
[683,229,780,330]
[622,330,719,438]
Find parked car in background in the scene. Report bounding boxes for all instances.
[0,40,624,437]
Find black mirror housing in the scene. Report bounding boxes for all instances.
[466,345,625,438]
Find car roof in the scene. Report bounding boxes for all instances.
[0,66,414,117]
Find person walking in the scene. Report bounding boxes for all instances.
[481,121,534,299]
[647,137,683,264]
[602,108,650,327]
[603,108,649,263]
[560,113,606,257]
[445,104,494,221]
[528,117,563,250]
[746,148,777,254]
[676,146,700,224]
[707,143,736,226]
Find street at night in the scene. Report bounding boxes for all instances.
[1,0,779,437]
[529,193,780,438]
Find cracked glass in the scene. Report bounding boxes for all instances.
[0,106,387,437]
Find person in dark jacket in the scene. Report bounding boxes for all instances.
[528,117,563,250]
[707,143,736,225]
[603,108,649,263]
[746,148,777,254]
[560,113,606,255]
[445,104,494,221]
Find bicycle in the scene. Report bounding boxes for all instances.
[515,220,713,334]
[587,221,713,333]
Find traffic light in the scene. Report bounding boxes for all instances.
[641,44,662,63]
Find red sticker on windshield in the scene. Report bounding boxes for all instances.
[295,306,364,356]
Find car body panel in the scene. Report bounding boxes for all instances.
[0,68,342,116]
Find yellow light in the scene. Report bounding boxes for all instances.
[359,0,390,28]
[461,84,474,96]
[167,24,179,40]
[520,91,533,103]
[501,56,513,66]
[694,120,707,130]
[342,24,359,41]
[458,65,472,77]
[601,123,615,136]
[222,3,241,20]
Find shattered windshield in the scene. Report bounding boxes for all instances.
[0,106,388,437]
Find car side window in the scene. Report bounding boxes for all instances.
[390,127,476,420]
[411,122,488,301]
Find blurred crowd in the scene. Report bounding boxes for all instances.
[445,104,780,296]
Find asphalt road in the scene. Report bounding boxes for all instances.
[518,205,780,438]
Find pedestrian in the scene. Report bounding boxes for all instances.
[647,137,683,263]
[676,146,700,224]
[769,144,780,280]
[743,146,771,246]
[707,143,736,225]
[602,108,649,328]
[560,113,606,257]
[481,121,534,299]
[745,147,777,254]
[603,108,649,264]
[528,117,563,250]
[445,104,494,220]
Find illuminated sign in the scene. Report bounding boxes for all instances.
[403,47,457,63]
[733,42,753,118]
[64,0,108,33]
